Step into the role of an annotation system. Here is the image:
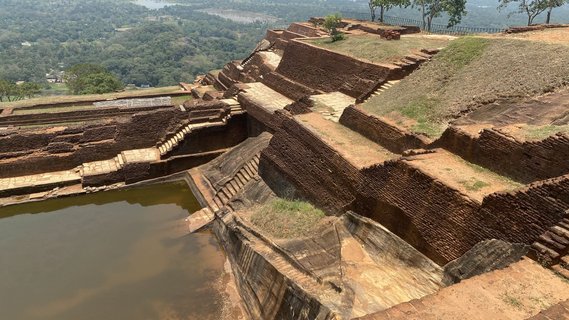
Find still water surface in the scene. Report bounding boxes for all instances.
[0,182,225,320]
[132,0,176,10]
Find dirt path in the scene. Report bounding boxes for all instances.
[491,27,569,45]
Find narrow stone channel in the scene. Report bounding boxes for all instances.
[0,182,226,320]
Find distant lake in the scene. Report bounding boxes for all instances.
[131,0,176,10]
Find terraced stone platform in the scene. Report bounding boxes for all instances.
[0,170,81,196]
[403,149,523,202]
[310,91,356,122]
[296,112,398,169]
[257,51,282,69]
[239,82,293,112]
[357,258,569,320]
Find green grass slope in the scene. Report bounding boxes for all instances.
[361,37,569,138]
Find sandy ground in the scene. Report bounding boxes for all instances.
[492,27,569,45]
[404,149,522,202]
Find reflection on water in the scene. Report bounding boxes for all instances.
[0,182,225,320]
[131,0,176,10]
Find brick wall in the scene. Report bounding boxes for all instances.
[437,126,569,183]
[274,40,401,98]
[339,106,430,153]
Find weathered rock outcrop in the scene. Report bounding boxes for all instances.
[442,239,528,285]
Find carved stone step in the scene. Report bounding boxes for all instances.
[539,234,567,252]
[213,196,223,209]
[531,242,560,261]
[229,180,240,193]
[244,163,256,177]
[236,172,247,185]
[234,175,245,188]
[241,169,251,181]
[551,226,569,240]
[552,264,569,279]
[225,184,236,197]
[561,256,569,268]
[218,190,229,204]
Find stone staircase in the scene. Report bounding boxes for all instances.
[531,210,569,279]
[81,148,160,177]
[360,80,400,103]
[210,153,261,212]
[220,98,245,115]
[157,120,227,157]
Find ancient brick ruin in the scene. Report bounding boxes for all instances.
[1,19,569,320]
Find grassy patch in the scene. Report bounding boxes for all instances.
[362,37,569,139]
[436,37,490,68]
[397,96,446,137]
[171,94,192,105]
[459,157,522,191]
[502,293,523,309]
[307,34,451,63]
[459,179,490,191]
[250,198,325,239]
[523,124,569,141]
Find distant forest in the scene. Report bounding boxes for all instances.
[0,0,567,89]
[0,0,266,86]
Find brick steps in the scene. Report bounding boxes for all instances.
[210,154,261,213]
[530,211,569,280]
[361,80,400,103]
[157,119,228,157]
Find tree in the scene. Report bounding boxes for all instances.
[0,80,41,102]
[323,13,345,42]
[64,63,123,94]
[369,0,379,21]
[415,0,467,31]
[544,0,568,24]
[369,0,411,22]
[498,0,548,25]
[18,82,41,99]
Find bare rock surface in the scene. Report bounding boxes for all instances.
[442,239,529,285]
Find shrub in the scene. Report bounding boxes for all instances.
[323,13,344,42]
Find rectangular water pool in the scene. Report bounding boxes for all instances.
[0,182,227,320]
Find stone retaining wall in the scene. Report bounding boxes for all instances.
[274,40,402,98]
[261,72,320,101]
[260,117,364,214]
[0,109,185,178]
[436,126,569,183]
[339,105,430,153]
[214,218,336,320]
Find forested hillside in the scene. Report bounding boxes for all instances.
[0,0,266,86]
[1,0,568,91]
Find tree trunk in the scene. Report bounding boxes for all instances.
[369,3,376,21]
[427,16,433,32]
[379,6,385,22]
[421,3,427,30]
[546,8,552,24]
